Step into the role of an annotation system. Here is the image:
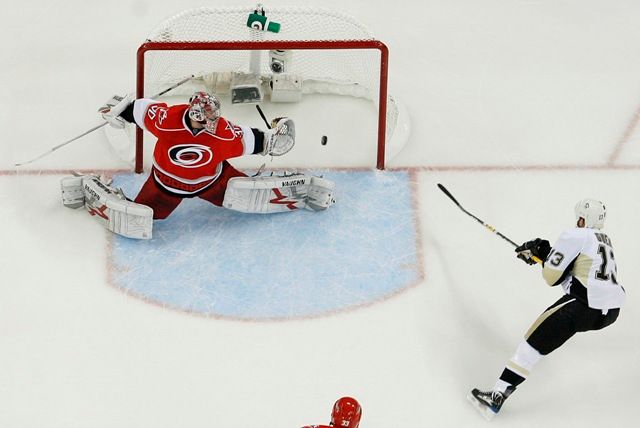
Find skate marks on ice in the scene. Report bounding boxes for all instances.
[107,170,422,320]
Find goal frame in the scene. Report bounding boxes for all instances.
[135,39,389,173]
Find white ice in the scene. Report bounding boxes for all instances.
[2,1,640,427]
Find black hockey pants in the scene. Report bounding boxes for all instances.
[525,294,620,355]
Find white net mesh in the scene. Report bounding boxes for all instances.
[139,5,409,167]
[144,6,384,97]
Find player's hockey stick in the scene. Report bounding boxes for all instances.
[255,104,271,129]
[437,183,542,264]
[14,75,195,167]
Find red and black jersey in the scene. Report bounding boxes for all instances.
[131,98,259,195]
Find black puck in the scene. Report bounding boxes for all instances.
[321,135,328,145]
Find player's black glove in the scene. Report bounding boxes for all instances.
[515,238,551,265]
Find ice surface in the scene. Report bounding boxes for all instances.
[109,170,420,320]
[2,1,640,427]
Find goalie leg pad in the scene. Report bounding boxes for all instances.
[306,176,336,211]
[61,176,85,209]
[81,176,154,239]
[222,174,335,213]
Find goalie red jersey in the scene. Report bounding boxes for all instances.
[133,98,257,195]
[94,91,333,223]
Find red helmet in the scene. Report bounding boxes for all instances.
[188,91,221,132]
[330,397,361,428]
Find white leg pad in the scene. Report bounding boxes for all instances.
[81,176,154,239]
[61,176,85,209]
[222,174,336,213]
[306,176,336,211]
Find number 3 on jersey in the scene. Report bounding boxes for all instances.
[595,244,618,284]
[546,244,618,285]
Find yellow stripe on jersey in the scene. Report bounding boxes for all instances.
[507,360,531,378]
[542,266,563,286]
[572,253,593,287]
[525,298,576,340]
[542,253,593,286]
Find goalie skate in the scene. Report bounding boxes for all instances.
[61,175,85,209]
[61,175,154,239]
[61,172,113,209]
[305,176,336,211]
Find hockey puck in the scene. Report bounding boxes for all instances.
[321,135,328,145]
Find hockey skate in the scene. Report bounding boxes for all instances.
[467,387,514,420]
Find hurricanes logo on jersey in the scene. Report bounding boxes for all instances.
[168,144,213,168]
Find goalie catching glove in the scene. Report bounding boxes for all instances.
[262,117,295,156]
[60,174,153,239]
[515,238,551,265]
[99,94,133,129]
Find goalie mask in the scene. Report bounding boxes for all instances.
[188,91,221,132]
[330,397,361,428]
[575,198,606,229]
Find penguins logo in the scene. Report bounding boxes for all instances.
[168,144,213,168]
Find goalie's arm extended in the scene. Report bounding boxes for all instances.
[103,97,292,157]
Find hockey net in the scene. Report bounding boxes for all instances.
[130,5,410,172]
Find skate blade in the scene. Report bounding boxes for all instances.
[466,391,497,421]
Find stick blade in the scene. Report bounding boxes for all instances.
[437,183,460,206]
[14,155,42,167]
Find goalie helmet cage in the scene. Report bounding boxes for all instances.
[135,6,409,173]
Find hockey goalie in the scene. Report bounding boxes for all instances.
[60,91,336,239]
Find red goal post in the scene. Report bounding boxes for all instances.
[134,6,408,173]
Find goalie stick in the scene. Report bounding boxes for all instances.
[437,183,543,264]
[255,104,271,129]
[14,75,195,167]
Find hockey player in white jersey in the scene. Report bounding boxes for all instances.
[468,199,625,420]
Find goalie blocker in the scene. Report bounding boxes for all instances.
[61,175,153,239]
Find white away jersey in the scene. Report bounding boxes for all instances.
[542,227,626,310]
